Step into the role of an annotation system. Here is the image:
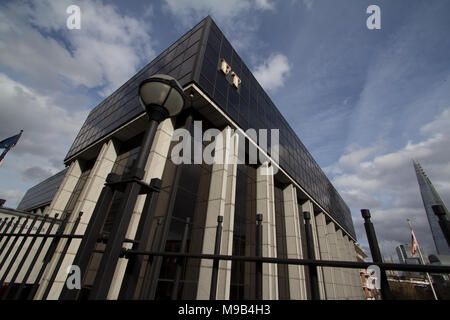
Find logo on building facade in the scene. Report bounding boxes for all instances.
[219,59,241,89]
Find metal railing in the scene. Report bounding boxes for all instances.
[1,208,450,300]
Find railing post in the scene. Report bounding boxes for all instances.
[0,215,39,289]
[2,215,49,300]
[361,209,392,300]
[15,214,59,300]
[171,217,191,300]
[432,205,450,247]
[28,213,68,300]
[42,212,83,300]
[0,218,9,240]
[255,213,263,300]
[209,215,223,300]
[140,217,163,299]
[303,211,320,300]
[0,217,25,271]
[118,178,162,299]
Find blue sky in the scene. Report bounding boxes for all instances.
[0,0,449,259]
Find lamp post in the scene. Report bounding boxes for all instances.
[87,74,185,300]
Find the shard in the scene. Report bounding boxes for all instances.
[413,160,450,255]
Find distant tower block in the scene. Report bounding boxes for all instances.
[413,160,450,255]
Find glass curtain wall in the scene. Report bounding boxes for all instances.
[154,112,213,300]
[230,164,257,299]
[274,184,289,299]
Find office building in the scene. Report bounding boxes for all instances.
[8,17,364,300]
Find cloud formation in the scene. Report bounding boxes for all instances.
[327,108,450,256]
[254,53,291,91]
[0,73,88,171]
[0,0,159,208]
[0,0,155,96]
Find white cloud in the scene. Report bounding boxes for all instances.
[163,0,273,53]
[330,108,450,254]
[0,0,155,96]
[0,73,88,178]
[253,53,291,91]
[0,189,25,208]
[163,0,274,26]
[0,0,158,208]
[302,0,314,10]
[255,0,275,11]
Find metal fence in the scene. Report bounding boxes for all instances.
[1,208,450,300]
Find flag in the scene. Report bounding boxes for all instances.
[0,130,23,166]
[411,227,419,257]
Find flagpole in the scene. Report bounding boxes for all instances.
[407,219,438,300]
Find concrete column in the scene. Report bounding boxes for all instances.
[46,160,83,218]
[107,118,175,299]
[336,229,351,299]
[256,162,278,300]
[300,200,326,299]
[35,139,119,300]
[344,236,365,300]
[314,212,337,299]
[215,131,239,300]
[282,185,307,300]
[325,220,345,299]
[196,127,238,300]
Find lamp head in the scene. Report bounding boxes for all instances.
[139,74,185,121]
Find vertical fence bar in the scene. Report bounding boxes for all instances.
[140,217,163,299]
[0,218,10,253]
[303,211,320,300]
[41,212,82,300]
[0,218,9,240]
[118,178,162,300]
[361,209,392,300]
[59,177,117,300]
[171,217,191,300]
[432,205,450,247]
[15,214,59,300]
[255,213,263,300]
[144,114,193,301]
[0,217,27,271]
[209,216,223,300]
[88,119,160,301]
[2,215,49,300]
[28,214,68,300]
[0,215,39,288]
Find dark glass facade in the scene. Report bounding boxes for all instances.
[63,16,355,237]
[65,19,208,160]
[17,168,68,211]
[197,18,355,238]
[230,164,257,299]
[274,185,289,299]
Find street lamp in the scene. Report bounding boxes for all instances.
[139,74,185,120]
[85,74,185,299]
